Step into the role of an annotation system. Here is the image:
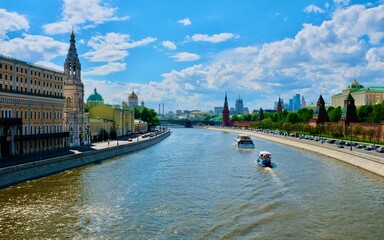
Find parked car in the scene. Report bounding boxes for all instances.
[364,145,377,151]
[376,147,384,153]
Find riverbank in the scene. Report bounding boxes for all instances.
[207,127,384,177]
[0,130,171,189]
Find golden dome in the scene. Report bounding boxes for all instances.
[129,90,138,99]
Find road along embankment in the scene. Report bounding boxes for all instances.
[0,131,171,189]
[208,127,384,177]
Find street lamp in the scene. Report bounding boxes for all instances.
[350,124,353,151]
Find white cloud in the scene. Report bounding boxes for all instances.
[191,33,239,43]
[162,40,177,50]
[0,34,68,62]
[170,52,200,62]
[0,9,29,39]
[334,0,350,7]
[82,32,156,62]
[178,18,191,26]
[43,0,129,34]
[304,4,325,13]
[83,62,126,76]
[153,4,384,110]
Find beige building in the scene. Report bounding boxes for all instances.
[88,103,135,140]
[331,79,384,108]
[0,55,68,158]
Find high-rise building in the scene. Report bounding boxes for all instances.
[235,95,244,115]
[301,96,306,107]
[293,94,301,111]
[214,107,223,115]
[64,31,89,147]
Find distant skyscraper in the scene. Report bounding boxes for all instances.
[301,96,307,107]
[214,107,223,114]
[235,95,244,114]
[289,99,294,111]
[293,94,301,111]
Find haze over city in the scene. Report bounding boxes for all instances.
[1,0,384,112]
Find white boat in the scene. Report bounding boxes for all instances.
[257,151,272,167]
[234,134,255,149]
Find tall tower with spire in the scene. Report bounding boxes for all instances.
[64,31,87,147]
[222,92,230,126]
[276,97,283,112]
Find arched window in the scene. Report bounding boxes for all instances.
[66,97,72,109]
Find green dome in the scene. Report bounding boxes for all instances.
[87,88,104,101]
[348,79,364,90]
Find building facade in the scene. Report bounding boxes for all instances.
[0,55,68,158]
[331,79,384,108]
[235,95,244,115]
[63,31,89,147]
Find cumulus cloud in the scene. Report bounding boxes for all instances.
[82,32,156,62]
[83,62,126,76]
[304,4,325,13]
[178,18,191,26]
[170,52,200,62]
[0,34,68,62]
[155,4,384,110]
[162,40,177,50]
[190,33,239,43]
[0,9,29,39]
[43,0,129,34]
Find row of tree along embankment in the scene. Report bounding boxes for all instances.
[0,130,171,189]
[209,127,384,177]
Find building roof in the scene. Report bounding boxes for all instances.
[87,88,104,101]
[347,79,364,91]
[129,90,138,99]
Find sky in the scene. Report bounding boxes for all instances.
[1,0,384,113]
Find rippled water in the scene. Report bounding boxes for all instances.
[1,128,383,239]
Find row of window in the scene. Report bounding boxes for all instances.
[0,84,64,97]
[0,73,64,89]
[1,109,63,120]
[0,62,63,81]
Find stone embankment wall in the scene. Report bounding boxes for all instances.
[210,127,384,177]
[0,131,171,189]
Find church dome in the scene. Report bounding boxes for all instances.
[129,90,138,99]
[348,79,364,90]
[87,88,104,101]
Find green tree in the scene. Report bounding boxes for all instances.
[285,112,300,124]
[296,108,314,122]
[243,113,253,121]
[357,105,373,122]
[328,106,342,122]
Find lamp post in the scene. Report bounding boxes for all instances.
[350,124,353,151]
[117,125,119,146]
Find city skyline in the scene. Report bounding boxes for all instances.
[1,0,384,112]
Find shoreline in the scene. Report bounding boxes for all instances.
[206,127,384,177]
[0,130,171,189]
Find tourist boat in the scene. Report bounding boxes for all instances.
[257,151,272,167]
[234,134,255,149]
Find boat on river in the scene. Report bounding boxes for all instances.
[257,151,272,167]
[234,134,255,149]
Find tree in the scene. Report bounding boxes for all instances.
[328,106,342,122]
[367,129,375,143]
[285,112,300,124]
[296,108,313,122]
[353,125,363,139]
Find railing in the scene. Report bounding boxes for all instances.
[0,88,65,100]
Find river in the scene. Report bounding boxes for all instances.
[0,128,383,239]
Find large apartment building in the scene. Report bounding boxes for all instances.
[0,55,68,158]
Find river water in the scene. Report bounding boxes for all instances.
[0,128,383,239]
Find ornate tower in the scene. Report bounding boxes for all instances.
[311,94,329,125]
[276,97,283,112]
[340,93,358,124]
[222,92,230,126]
[64,31,87,147]
[258,107,264,121]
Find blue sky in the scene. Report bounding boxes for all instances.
[1,0,384,113]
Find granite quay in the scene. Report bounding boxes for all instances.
[207,126,384,177]
[0,130,171,189]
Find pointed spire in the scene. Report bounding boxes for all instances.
[224,91,228,108]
